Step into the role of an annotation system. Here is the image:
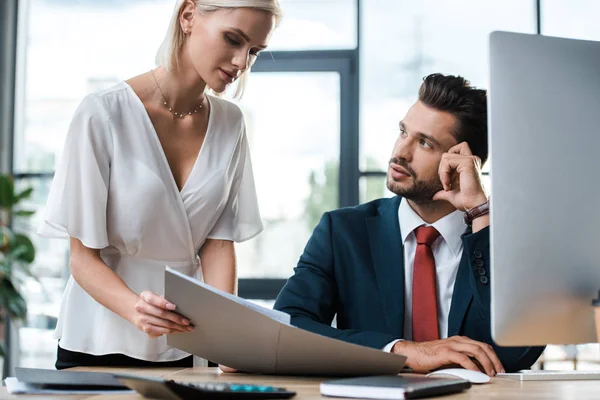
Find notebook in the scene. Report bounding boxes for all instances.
[320,375,471,399]
[14,367,128,390]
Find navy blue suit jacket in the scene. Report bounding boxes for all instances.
[274,196,544,373]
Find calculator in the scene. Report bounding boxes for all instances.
[114,373,296,399]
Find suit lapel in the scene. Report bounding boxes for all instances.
[447,231,475,336]
[366,196,405,336]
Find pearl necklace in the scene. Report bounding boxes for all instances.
[151,69,205,118]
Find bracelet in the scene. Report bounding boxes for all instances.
[464,197,490,225]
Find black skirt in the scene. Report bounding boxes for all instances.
[56,345,194,370]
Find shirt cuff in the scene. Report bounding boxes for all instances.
[382,339,402,353]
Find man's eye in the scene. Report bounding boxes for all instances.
[420,139,432,149]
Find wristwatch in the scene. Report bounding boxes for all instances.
[464,197,490,225]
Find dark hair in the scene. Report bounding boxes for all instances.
[418,73,488,165]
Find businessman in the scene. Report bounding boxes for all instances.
[274,73,544,376]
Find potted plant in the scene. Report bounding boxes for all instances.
[0,174,36,369]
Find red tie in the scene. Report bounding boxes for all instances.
[412,226,441,342]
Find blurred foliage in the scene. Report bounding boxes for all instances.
[0,174,36,358]
[305,157,385,231]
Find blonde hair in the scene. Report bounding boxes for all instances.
[156,0,282,98]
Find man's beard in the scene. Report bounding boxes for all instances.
[386,158,444,204]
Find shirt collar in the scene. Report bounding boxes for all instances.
[398,198,467,257]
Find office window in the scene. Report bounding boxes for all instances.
[11,0,355,369]
[233,72,340,278]
[269,0,357,50]
[13,0,173,174]
[12,177,68,368]
[359,0,536,176]
[14,0,357,175]
[541,0,600,41]
[14,0,179,370]
[359,176,392,204]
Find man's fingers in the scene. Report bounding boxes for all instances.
[451,343,495,376]
[438,154,482,195]
[479,343,504,374]
[440,154,478,168]
[438,157,456,190]
[447,352,480,372]
[453,337,503,372]
[432,190,451,203]
[465,340,503,374]
[438,156,465,191]
[433,189,460,204]
[447,142,473,156]
[452,337,504,375]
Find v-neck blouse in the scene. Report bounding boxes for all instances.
[38,82,263,361]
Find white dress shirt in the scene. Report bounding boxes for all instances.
[383,198,467,352]
[38,82,263,362]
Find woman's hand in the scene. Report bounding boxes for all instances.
[131,290,194,338]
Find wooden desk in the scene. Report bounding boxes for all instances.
[3,367,600,399]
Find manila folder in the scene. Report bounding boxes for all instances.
[165,267,406,376]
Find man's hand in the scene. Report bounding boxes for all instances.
[432,142,487,211]
[392,336,505,376]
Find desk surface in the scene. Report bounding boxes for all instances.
[3,367,600,399]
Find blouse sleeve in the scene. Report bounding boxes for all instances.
[207,123,263,243]
[37,94,113,249]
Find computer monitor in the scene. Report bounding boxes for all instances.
[489,31,600,347]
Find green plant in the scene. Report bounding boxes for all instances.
[0,174,36,358]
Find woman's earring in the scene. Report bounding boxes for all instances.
[184,28,188,33]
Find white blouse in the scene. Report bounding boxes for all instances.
[38,81,263,362]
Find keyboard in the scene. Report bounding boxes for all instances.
[167,381,296,399]
[114,373,296,399]
[497,370,600,381]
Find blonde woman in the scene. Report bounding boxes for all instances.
[38,0,281,369]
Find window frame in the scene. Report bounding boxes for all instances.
[238,49,358,298]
